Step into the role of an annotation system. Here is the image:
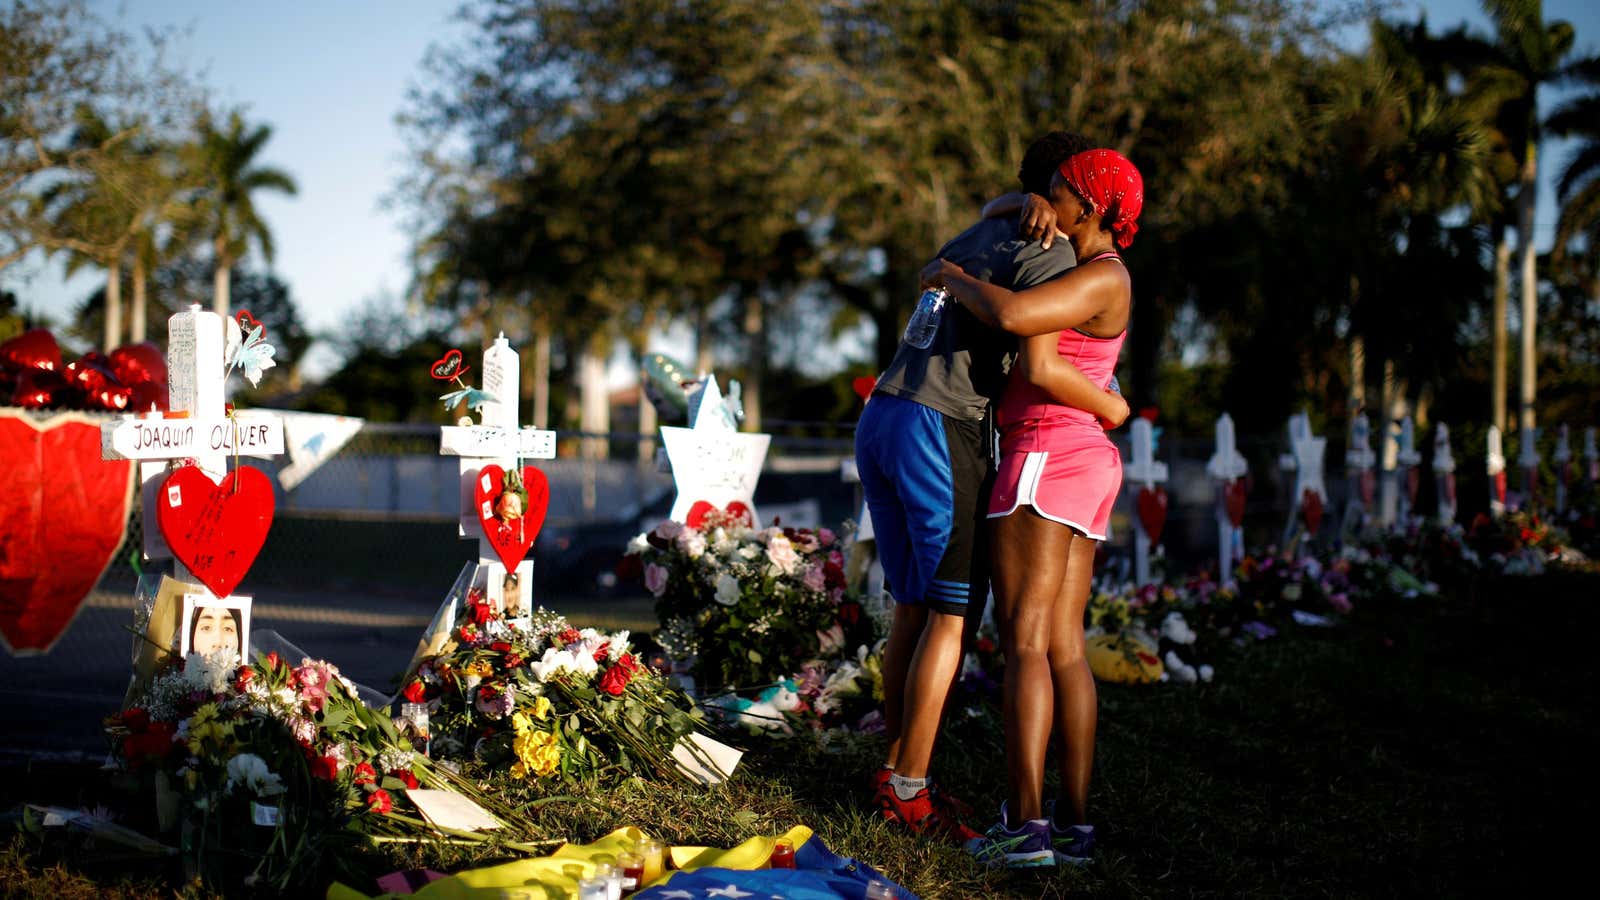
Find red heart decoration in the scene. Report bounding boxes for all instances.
[0,411,135,653]
[235,310,262,333]
[1444,473,1457,507]
[430,349,470,381]
[1136,486,1167,544]
[852,376,876,402]
[156,465,276,598]
[473,465,549,571]
[686,499,754,530]
[1301,489,1324,535]
[0,329,63,373]
[1223,478,1248,528]
[1492,470,1507,503]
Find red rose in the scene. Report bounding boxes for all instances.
[353,762,377,786]
[366,788,393,815]
[122,707,150,732]
[402,680,428,704]
[122,721,176,761]
[557,628,581,646]
[599,664,630,696]
[615,652,639,675]
[592,641,611,664]
[491,641,513,653]
[391,769,419,790]
[310,754,340,781]
[266,652,283,671]
[823,560,846,589]
[505,653,524,668]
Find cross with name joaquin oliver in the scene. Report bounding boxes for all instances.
[437,334,556,579]
[99,304,285,592]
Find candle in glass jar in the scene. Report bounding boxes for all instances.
[577,877,609,900]
[639,839,666,884]
[617,851,644,893]
[769,837,796,868]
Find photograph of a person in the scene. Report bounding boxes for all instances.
[179,594,252,663]
[488,561,533,624]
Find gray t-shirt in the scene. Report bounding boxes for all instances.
[873,216,1076,420]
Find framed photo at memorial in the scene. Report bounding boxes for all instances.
[488,560,533,628]
[179,593,252,664]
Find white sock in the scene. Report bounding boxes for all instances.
[888,773,928,801]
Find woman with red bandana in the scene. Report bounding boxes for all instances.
[920,148,1144,868]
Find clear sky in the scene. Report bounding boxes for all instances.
[4,1,1597,374]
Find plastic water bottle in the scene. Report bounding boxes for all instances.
[903,287,947,349]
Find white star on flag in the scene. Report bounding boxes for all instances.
[656,891,694,899]
[706,885,756,898]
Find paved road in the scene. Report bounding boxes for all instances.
[0,585,654,763]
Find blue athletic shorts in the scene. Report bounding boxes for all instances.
[854,393,991,617]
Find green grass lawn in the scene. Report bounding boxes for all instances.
[4,572,1595,898]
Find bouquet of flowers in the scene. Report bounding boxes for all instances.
[624,511,872,690]
[402,596,710,785]
[107,649,533,893]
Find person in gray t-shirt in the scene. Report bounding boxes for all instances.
[861,131,1130,842]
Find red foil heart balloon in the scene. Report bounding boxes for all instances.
[1301,489,1324,534]
[0,328,62,373]
[1223,478,1248,528]
[473,465,549,572]
[1136,486,1167,544]
[64,352,119,393]
[108,343,168,388]
[127,380,169,412]
[156,465,276,598]
[11,368,69,408]
[0,410,136,653]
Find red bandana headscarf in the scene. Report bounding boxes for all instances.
[1057,149,1144,248]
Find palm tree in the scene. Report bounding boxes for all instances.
[189,110,297,317]
[1473,0,1576,436]
[1546,55,1600,272]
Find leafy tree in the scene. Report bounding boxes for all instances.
[1546,54,1600,285]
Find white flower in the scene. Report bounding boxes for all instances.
[653,520,685,541]
[677,529,708,558]
[714,573,742,606]
[226,753,286,798]
[626,533,650,555]
[183,652,234,693]
[738,545,762,561]
[530,647,599,682]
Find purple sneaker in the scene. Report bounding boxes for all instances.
[1046,801,1096,864]
[970,803,1054,868]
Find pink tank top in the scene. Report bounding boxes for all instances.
[995,252,1126,450]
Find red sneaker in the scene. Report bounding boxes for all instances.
[868,766,893,796]
[876,780,982,846]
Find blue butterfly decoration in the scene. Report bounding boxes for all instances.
[225,320,277,387]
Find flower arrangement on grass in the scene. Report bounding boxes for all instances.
[402,597,709,784]
[107,649,532,893]
[623,509,873,691]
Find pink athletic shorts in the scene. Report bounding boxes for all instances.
[987,425,1122,541]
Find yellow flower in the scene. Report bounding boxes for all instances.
[462,660,494,678]
[510,726,561,779]
[530,695,552,720]
[185,703,234,755]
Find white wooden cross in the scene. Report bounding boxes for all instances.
[1278,410,1327,545]
[659,373,771,524]
[1516,426,1540,511]
[1343,413,1376,534]
[437,334,556,594]
[1122,417,1167,586]
[1433,423,1457,525]
[1585,427,1598,485]
[1391,417,1422,526]
[1204,413,1248,585]
[100,304,285,597]
[1486,425,1506,516]
[1553,424,1572,514]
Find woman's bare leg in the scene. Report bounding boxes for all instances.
[991,508,1072,822]
[1050,534,1099,824]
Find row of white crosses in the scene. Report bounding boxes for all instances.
[100,305,285,600]
[438,334,556,581]
[1489,422,1600,517]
